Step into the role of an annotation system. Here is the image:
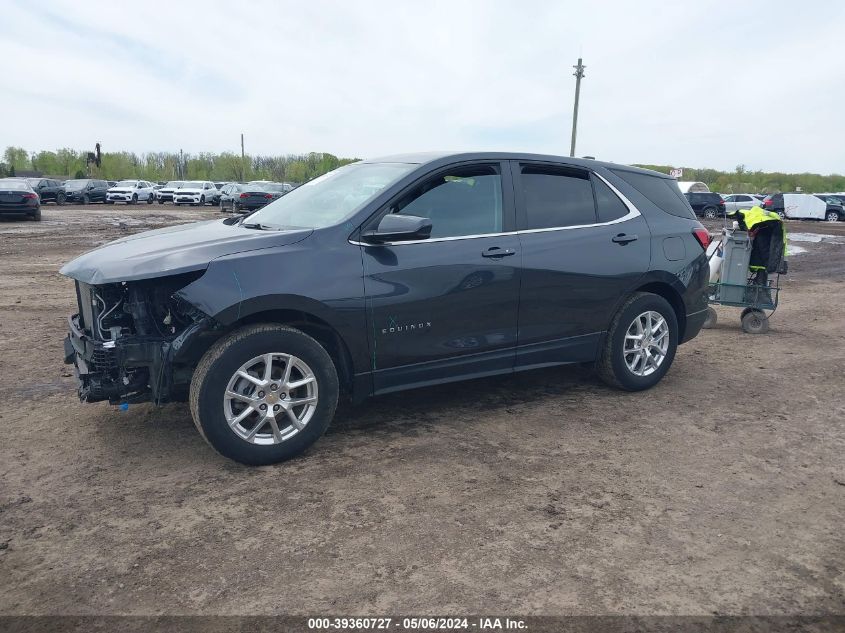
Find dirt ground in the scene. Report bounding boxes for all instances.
[0,204,843,616]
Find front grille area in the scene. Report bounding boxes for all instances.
[92,347,118,372]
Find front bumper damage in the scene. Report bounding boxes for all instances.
[63,286,216,405]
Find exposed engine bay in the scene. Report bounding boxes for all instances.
[65,272,215,404]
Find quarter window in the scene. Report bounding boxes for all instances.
[520,165,596,229]
[592,176,629,223]
[393,164,503,238]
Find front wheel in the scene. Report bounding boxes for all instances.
[219,199,226,213]
[826,211,840,222]
[596,292,678,391]
[777,211,786,220]
[190,324,339,465]
[199,195,205,206]
[702,306,717,329]
[83,194,90,205]
[57,192,66,206]
[147,194,154,204]
[131,194,138,205]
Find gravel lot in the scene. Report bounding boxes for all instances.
[0,204,843,616]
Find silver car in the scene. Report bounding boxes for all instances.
[723,194,760,214]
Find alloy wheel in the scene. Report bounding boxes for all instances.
[223,353,318,445]
[623,311,670,377]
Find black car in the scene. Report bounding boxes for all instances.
[63,179,110,204]
[26,178,67,205]
[683,192,726,219]
[218,182,278,212]
[60,152,710,465]
[0,178,41,220]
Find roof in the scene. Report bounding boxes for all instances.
[361,151,671,179]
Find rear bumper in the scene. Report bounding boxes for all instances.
[0,205,37,214]
[681,307,708,344]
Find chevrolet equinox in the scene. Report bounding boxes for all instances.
[61,152,711,465]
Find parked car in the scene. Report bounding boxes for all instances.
[60,152,711,465]
[0,178,41,220]
[26,178,66,205]
[683,192,726,219]
[218,182,276,212]
[814,195,845,221]
[107,181,117,188]
[722,193,760,215]
[154,181,184,204]
[173,181,218,206]
[63,179,110,204]
[212,182,230,204]
[764,193,842,222]
[106,180,156,205]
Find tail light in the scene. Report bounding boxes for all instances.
[692,226,711,250]
[264,194,274,199]
[239,193,249,198]
[23,193,37,200]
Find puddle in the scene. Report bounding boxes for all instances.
[788,232,843,244]
[787,245,808,256]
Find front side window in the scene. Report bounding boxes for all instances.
[520,165,596,229]
[391,164,503,238]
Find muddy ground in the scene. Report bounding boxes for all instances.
[0,204,843,616]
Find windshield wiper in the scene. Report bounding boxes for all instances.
[241,222,279,231]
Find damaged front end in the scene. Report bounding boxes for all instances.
[63,272,217,404]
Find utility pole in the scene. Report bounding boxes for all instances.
[179,148,184,179]
[569,57,586,157]
[240,133,245,181]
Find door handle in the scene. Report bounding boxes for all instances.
[612,233,638,245]
[482,246,516,258]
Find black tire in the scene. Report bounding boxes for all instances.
[147,194,154,204]
[595,292,679,391]
[219,200,226,213]
[190,324,339,465]
[232,201,240,212]
[131,194,138,205]
[57,192,66,206]
[776,211,786,220]
[158,199,165,204]
[741,309,769,334]
[31,208,42,221]
[703,207,717,220]
[83,194,90,205]
[702,306,717,329]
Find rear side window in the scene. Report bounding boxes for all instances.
[520,165,596,229]
[592,176,629,223]
[611,169,696,219]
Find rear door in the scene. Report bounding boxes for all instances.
[512,161,651,367]
[361,161,521,393]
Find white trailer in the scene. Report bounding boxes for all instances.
[782,193,827,220]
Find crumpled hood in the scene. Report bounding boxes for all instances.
[60,219,312,285]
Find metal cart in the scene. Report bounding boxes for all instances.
[702,229,781,334]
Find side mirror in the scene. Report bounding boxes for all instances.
[361,213,432,244]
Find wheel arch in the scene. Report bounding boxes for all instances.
[631,279,687,342]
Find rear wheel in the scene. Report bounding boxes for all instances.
[776,211,786,220]
[702,306,717,329]
[31,208,42,221]
[596,292,678,391]
[741,308,769,334]
[703,207,717,220]
[190,324,339,465]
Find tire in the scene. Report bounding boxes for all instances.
[776,211,786,220]
[741,309,769,334]
[596,292,678,391]
[57,192,66,206]
[83,194,90,205]
[131,194,138,205]
[158,199,165,204]
[702,306,717,329]
[105,200,113,205]
[826,211,840,223]
[199,195,205,206]
[232,201,240,213]
[219,200,226,213]
[147,194,154,204]
[703,207,718,220]
[31,208,42,221]
[190,324,339,465]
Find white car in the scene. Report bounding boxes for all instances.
[722,194,761,214]
[173,181,218,206]
[106,180,156,204]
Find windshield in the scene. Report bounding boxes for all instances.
[165,181,183,188]
[180,181,203,188]
[64,179,88,190]
[115,180,137,187]
[245,162,415,229]
[263,183,288,192]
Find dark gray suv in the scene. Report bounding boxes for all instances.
[61,152,710,465]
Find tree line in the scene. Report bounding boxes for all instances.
[634,163,845,194]
[1,146,843,193]
[0,146,358,184]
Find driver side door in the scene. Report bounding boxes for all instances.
[360,161,521,394]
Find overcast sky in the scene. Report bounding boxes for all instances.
[2,0,843,173]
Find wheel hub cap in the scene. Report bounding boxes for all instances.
[223,353,318,445]
[623,310,670,377]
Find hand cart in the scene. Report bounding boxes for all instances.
[702,228,781,334]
